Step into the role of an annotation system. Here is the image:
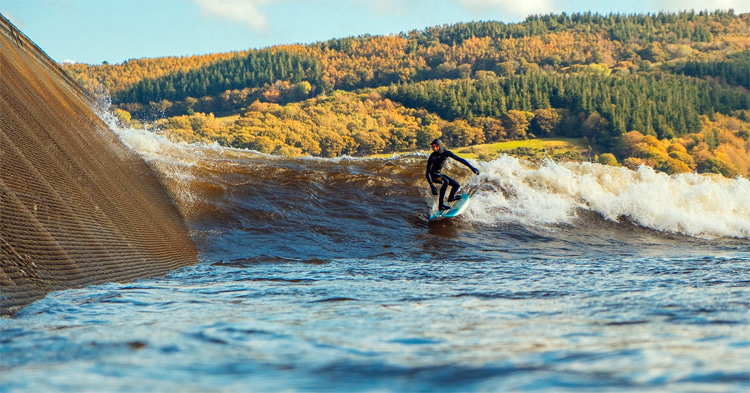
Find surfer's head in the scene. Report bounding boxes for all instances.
[430,139,445,153]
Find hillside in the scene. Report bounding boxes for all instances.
[64,10,750,177]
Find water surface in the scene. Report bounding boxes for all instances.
[2,129,749,392]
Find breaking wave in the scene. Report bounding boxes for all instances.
[104,115,750,241]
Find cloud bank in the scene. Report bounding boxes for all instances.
[193,0,269,30]
[458,0,557,19]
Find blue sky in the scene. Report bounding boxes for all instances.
[1,0,747,65]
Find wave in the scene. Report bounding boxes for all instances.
[104,118,750,241]
[469,156,750,239]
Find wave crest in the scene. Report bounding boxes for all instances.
[468,156,750,239]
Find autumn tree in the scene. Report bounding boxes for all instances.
[503,110,534,140]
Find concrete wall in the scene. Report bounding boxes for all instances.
[0,14,198,316]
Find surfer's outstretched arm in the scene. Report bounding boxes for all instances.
[446,151,480,175]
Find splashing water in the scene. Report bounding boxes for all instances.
[467,156,750,239]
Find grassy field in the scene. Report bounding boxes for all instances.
[454,138,591,161]
[371,138,591,162]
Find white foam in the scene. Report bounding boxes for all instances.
[466,155,750,239]
[96,106,218,214]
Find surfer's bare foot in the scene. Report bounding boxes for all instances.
[439,204,451,211]
[448,195,462,202]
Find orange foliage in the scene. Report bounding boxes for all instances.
[616,112,750,177]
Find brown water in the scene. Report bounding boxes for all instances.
[1,126,749,392]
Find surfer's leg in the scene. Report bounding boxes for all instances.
[438,181,450,210]
[443,175,461,201]
[431,174,451,210]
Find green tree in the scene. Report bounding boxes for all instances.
[598,153,618,166]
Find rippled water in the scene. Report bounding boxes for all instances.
[2,128,749,392]
[3,251,749,392]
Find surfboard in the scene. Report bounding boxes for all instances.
[429,193,471,221]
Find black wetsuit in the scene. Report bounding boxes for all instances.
[425,139,479,209]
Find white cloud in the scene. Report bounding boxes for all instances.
[458,0,558,19]
[193,0,270,30]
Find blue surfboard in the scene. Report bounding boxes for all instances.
[429,193,471,221]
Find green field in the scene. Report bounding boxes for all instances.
[371,138,591,162]
[455,138,591,161]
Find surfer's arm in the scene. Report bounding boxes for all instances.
[425,159,439,195]
[425,156,436,183]
[447,151,480,175]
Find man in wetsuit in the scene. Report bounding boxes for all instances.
[426,139,480,210]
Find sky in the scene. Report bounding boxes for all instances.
[1,0,747,65]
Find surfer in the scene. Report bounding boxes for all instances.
[425,139,480,210]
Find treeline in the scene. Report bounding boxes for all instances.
[417,10,727,45]
[385,71,749,149]
[113,50,323,105]
[66,10,750,177]
[65,9,749,115]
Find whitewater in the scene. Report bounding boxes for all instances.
[1,120,749,392]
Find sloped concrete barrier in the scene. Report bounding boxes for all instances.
[0,14,198,316]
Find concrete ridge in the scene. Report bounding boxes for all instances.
[0,13,198,316]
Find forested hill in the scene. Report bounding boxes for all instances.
[65,10,750,177]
